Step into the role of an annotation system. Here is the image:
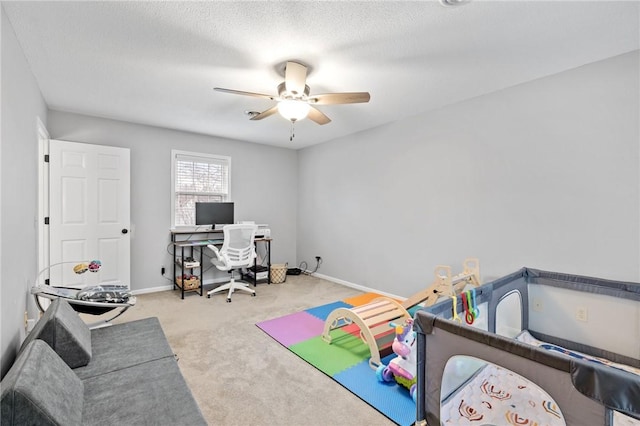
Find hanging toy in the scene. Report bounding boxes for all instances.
[88,260,102,272]
[73,263,89,274]
[471,288,480,318]
[462,292,475,325]
[73,260,101,274]
[451,295,462,323]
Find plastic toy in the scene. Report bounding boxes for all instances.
[71,260,101,274]
[376,318,418,402]
[461,289,479,325]
[88,260,101,272]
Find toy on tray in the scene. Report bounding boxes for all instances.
[73,260,101,274]
[376,318,418,402]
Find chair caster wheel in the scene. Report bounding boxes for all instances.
[251,293,256,297]
[226,298,231,303]
[207,295,211,298]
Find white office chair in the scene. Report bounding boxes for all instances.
[206,224,258,302]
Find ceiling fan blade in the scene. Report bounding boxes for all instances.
[214,87,276,101]
[284,61,307,96]
[307,106,331,125]
[308,92,371,105]
[249,105,279,121]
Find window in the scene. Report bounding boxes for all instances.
[171,150,231,226]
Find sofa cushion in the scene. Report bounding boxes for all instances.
[82,356,206,425]
[74,317,175,380]
[20,298,92,368]
[1,340,84,425]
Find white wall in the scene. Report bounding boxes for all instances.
[1,7,48,377]
[47,111,298,293]
[298,51,640,298]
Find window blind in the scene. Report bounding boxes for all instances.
[173,152,230,226]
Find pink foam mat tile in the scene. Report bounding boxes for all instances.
[256,311,324,347]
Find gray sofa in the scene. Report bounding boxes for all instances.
[1,299,206,425]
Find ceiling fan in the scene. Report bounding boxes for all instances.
[214,61,370,140]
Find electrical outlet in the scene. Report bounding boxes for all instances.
[532,298,543,312]
[161,266,166,276]
[315,256,322,263]
[576,306,588,322]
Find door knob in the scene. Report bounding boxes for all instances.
[121,229,128,234]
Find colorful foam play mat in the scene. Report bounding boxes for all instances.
[255,293,418,426]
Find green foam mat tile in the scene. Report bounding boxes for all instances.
[289,330,370,376]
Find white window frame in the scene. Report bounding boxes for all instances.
[171,149,231,227]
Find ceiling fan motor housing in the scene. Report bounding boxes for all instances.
[277,82,310,100]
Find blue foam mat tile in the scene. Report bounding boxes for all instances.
[334,359,416,426]
[380,352,397,365]
[305,301,353,322]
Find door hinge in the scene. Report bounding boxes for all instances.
[44,217,49,225]
[44,154,49,163]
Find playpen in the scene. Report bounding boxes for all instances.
[413,268,640,426]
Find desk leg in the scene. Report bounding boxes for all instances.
[199,246,204,296]
[172,241,176,293]
[181,246,185,300]
[253,243,258,287]
[267,240,271,284]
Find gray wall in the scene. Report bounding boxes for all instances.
[1,7,49,377]
[298,51,640,298]
[47,111,298,293]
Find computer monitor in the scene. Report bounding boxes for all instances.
[195,202,234,228]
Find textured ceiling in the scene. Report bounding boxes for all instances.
[3,1,639,149]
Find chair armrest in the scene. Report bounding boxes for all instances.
[207,244,222,262]
[207,244,233,265]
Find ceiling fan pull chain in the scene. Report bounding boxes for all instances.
[290,120,295,141]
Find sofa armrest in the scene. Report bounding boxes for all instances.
[1,340,84,425]
[20,298,92,368]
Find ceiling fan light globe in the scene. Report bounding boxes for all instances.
[277,100,310,121]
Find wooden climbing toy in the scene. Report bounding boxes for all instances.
[321,258,480,369]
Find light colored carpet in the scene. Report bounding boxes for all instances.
[110,274,396,426]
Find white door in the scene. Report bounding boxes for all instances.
[49,140,130,288]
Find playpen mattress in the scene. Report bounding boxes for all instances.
[441,360,565,425]
[439,329,640,426]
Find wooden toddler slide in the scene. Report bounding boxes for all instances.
[321,258,480,369]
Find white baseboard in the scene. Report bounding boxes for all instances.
[133,273,404,301]
[131,277,233,296]
[132,285,173,295]
[311,272,405,301]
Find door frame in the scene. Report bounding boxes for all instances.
[36,117,49,285]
